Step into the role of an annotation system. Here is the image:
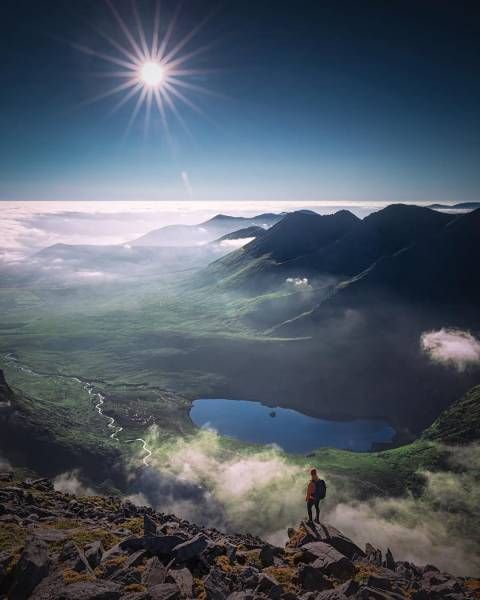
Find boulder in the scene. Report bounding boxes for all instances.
[301,542,354,580]
[144,513,157,536]
[9,536,49,600]
[304,523,365,560]
[166,568,194,597]
[316,591,349,600]
[255,573,284,599]
[149,582,181,600]
[259,544,283,567]
[85,540,105,569]
[385,548,395,571]
[56,580,121,599]
[59,540,93,573]
[204,566,231,600]
[173,533,210,563]
[142,556,167,587]
[297,563,334,591]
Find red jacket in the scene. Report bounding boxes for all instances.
[306,480,317,501]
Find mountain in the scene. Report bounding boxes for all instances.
[201,210,361,291]
[422,384,480,445]
[128,213,283,247]
[0,470,477,597]
[427,202,480,210]
[201,205,454,293]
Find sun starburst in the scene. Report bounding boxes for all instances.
[71,1,220,139]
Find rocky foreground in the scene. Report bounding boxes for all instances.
[0,471,479,600]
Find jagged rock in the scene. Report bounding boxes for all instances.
[357,586,405,600]
[173,533,210,563]
[149,582,181,600]
[385,548,395,571]
[101,542,127,563]
[300,541,354,579]
[255,573,284,599]
[259,544,283,567]
[55,580,121,599]
[85,540,105,569]
[142,556,167,587]
[9,536,49,600]
[59,540,93,573]
[144,513,158,536]
[204,566,231,600]
[166,567,194,597]
[315,591,349,600]
[0,550,13,588]
[227,593,253,600]
[367,575,393,590]
[297,563,334,591]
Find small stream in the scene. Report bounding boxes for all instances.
[3,353,152,466]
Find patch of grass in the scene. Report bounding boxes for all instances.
[264,566,298,592]
[0,523,27,554]
[125,583,147,593]
[120,517,144,535]
[62,568,95,585]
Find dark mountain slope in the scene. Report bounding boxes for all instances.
[286,204,454,278]
[244,209,361,262]
[200,205,454,294]
[329,207,480,308]
[199,210,361,291]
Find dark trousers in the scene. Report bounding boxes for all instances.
[307,498,320,522]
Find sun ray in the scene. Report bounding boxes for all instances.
[153,87,173,146]
[144,88,154,138]
[132,0,150,59]
[160,86,195,141]
[75,78,139,110]
[108,82,144,116]
[106,0,144,61]
[68,40,139,71]
[165,76,228,100]
[164,40,217,70]
[124,86,149,138]
[156,1,183,61]
[162,81,206,117]
[161,14,212,65]
[151,0,161,61]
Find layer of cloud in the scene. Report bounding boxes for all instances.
[421,328,480,372]
[0,200,388,251]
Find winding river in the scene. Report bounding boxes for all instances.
[3,353,152,466]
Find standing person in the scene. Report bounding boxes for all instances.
[305,468,326,523]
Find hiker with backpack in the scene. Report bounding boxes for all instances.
[305,468,326,523]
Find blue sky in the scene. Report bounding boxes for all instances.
[1,0,479,202]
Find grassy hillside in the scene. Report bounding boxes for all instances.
[422,385,480,445]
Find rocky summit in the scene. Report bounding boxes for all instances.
[0,470,478,600]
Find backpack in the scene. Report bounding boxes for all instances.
[315,479,326,500]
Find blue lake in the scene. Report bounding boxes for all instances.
[190,399,396,453]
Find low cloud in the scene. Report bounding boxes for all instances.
[53,470,99,496]
[421,328,480,372]
[219,237,256,250]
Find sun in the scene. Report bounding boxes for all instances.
[140,61,165,88]
[70,2,220,138]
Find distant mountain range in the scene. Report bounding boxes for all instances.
[128,213,283,247]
